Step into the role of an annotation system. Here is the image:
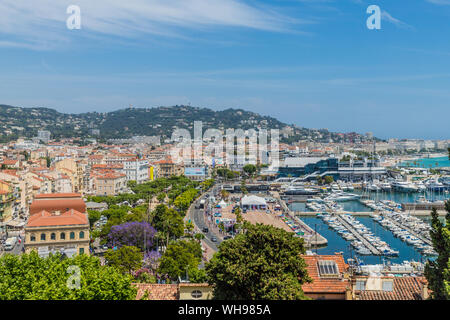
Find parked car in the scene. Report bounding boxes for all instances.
[223,235,232,240]
[102,245,109,250]
[210,236,217,242]
[202,227,209,233]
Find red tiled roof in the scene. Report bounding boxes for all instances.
[358,277,426,300]
[301,254,350,294]
[35,193,81,199]
[1,159,18,165]
[30,194,86,215]
[134,284,179,300]
[26,209,88,227]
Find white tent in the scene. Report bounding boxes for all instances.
[218,200,227,207]
[240,195,267,210]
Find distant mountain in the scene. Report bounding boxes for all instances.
[0,104,374,143]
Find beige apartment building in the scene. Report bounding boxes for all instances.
[153,157,183,178]
[54,159,84,193]
[94,172,127,196]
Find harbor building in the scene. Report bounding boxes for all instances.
[277,157,387,181]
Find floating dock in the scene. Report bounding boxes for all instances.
[272,192,328,247]
[333,214,381,255]
[381,213,432,246]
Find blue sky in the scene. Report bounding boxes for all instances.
[0,0,449,140]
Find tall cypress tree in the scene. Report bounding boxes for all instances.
[424,201,450,300]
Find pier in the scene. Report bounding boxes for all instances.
[272,192,328,247]
[380,213,432,246]
[333,214,381,255]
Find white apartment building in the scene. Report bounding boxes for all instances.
[123,159,149,183]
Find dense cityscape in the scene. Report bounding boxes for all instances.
[0,115,449,300]
[1,1,449,310]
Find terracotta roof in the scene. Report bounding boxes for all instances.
[96,172,126,179]
[154,157,174,165]
[35,193,81,199]
[1,159,18,165]
[0,170,18,177]
[358,277,426,300]
[30,194,86,214]
[301,254,350,294]
[26,209,88,227]
[134,284,179,300]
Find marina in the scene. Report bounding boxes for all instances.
[287,186,446,264]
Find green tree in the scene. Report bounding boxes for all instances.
[206,223,311,300]
[324,175,334,185]
[317,176,323,185]
[157,193,166,203]
[104,246,143,274]
[87,209,101,228]
[157,240,204,281]
[152,204,184,245]
[243,164,257,177]
[424,202,450,300]
[0,251,136,300]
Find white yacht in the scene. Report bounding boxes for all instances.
[391,181,419,193]
[379,182,392,192]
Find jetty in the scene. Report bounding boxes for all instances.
[272,191,328,247]
[333,214,381,255]
[381,213,432,246]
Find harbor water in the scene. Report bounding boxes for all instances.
[296,215,427,265]
[289,189,447,265]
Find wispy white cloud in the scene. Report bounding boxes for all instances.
[381,10,414,30]
[0,0,302,50]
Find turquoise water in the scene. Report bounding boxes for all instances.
[354,189,449,204]
[399,156,450,168]
[298,216,427,265]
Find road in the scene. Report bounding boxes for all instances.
[189,185,223,253]
[0,239,24,257]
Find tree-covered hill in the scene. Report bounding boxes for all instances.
[0,104,373,143]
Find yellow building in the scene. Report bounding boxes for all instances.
[24,193,90,257]
[0,180,15,222]
[55,159,84,193]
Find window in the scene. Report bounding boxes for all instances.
[355,280,366,291]
[317,260,339,277]
[51,233,56,240]
[79,248,84,255]
[79,231,85,239]
[60,233,66,240]
[30,234,36,241]
[40,233,46,241]
[70,232,75,240]
[191,290,203,299]
[382,280,393,292]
